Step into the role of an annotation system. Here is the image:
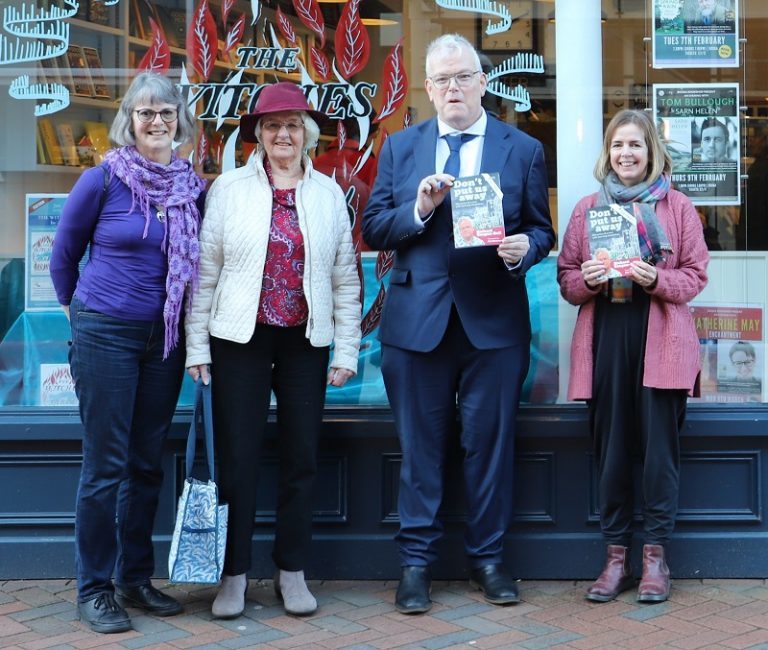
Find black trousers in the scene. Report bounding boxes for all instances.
[590,287,687,548]
[589,385,687,547]
[210,324,329,575]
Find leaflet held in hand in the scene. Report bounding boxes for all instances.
[450,173,505,248]
[586,203,642,279]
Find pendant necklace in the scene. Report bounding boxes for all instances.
[155,206,166,223]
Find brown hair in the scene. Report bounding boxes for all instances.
[593,109,673,184]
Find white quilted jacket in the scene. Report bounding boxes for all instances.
[185,150,361,373]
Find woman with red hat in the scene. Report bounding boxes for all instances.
[185,82,361,618]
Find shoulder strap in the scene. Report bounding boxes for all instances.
[185,378,215,480]
[96,163,109,214]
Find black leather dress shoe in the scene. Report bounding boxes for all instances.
[115,584,183,616]
[78,592,132,634]
[469,564,520,605]
[395,566,432,614]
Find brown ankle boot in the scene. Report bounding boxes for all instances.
[586,545,634,602]
[637,544,670,603]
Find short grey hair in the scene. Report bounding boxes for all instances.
[109,72,196,147]
[253,111,320,153]
[425,34,482,77]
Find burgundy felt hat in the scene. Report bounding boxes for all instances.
[240,82,326,143]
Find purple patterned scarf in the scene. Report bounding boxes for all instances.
[104,146,205,358]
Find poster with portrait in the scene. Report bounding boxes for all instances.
[25,194,68,311]
[652,0,738,68]
[691,304,764,403]
[653,83,740,206]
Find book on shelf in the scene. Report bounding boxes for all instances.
[38,56,62,86]
[81,46,111,99]
[38,118,64,165]
[74,0,88,20]
[586,203,642,279]
[55,53,75,93]
[130,0,146,38]
[154,5,185,48]
[36,128,48,164]
[450,173,505,248]
[76,134,96,166]
[84,121,111,162]
[130,0,158,40]
[56,123,80,166]
[65,45,94,97]
[88,0,111,26]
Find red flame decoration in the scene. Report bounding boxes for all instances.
[276,6,297,45]
[137,18,170,73]
[224,13,246,54]
[375,38,407,123]
[196,129,208,168]
[221,0,234,29]
[310,47,330,81]
[337,120,347,152]
[375,249,394,280]
[186,0,218,81]
[292,0,325,48]
[335,0,370,78]
[361,283,386,337]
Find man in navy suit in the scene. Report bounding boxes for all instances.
[362,34,555,614]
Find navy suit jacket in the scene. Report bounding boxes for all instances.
[362,113,555,353]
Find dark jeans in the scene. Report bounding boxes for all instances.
[69,296,184,601]
[211,324,329,576]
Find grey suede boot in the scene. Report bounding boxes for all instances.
[212,573,247,619]
[274,570,317,616]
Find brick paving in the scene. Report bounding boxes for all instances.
[1,579,767,649]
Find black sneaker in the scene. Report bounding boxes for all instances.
[115,583,183,616]
[77,592,132,634]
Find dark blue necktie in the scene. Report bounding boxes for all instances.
[442,133,477,177]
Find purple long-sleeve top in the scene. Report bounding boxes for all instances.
[50,166,204,321]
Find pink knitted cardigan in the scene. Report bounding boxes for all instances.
[557,189,709,401]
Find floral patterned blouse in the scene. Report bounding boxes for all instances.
[256,159,309,327]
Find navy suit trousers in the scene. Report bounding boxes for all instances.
[382,306,529,568]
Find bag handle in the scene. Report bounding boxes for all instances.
[185,378,215,480]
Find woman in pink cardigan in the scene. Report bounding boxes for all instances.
[558,109,708,604]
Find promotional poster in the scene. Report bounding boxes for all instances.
[653,0,738,68]
[654,83,740,205]
[25,194,67,311]
[691,304,764,403]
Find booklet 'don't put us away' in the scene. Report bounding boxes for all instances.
[450,173,505,249]
[586,203,642,279]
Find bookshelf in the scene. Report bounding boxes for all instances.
[0,0,318,177]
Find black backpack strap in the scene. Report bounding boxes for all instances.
[97,163,109,214]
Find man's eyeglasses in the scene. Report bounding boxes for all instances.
[733,359,755,367]
[262,121,304,134]
[429,70,481,90]
[134,108,178,123]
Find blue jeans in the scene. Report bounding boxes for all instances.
[68,296,184,600]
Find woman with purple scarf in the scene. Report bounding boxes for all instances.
[50,72,205,634]
[558,110,708,604]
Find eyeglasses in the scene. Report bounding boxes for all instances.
[134,108,178,123]
[261,121,304,134]
[733,359,755,367]
[428,70,481,90]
